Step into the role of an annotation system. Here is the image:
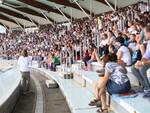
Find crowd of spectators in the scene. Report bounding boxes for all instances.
[1,1,150,112]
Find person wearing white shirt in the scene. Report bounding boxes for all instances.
[115,36,132,66]
[18,49,32,94]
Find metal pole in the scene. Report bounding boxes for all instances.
[55,5,71,23]
[2,24,9,31]
[65,50,68,68]
[72,47,74,64]
[80,42,82,68]
[147,0,150,12]
[90,0,92,17]
[105,0,115,12]
[75,44,77,61]
[73,0,91,20]
[71,8,73,23]
[115,0,117,11]
[53,13,56,25]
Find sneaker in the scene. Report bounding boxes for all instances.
[144,89,150,94]
[143,93,150,98]
[132,86,144,93]
[143,89,150,98]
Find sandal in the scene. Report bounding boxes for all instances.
[97,108,108,113]
[89,99,100,106]
[96,101,101,107]
[96,69,104,74]
[96,70,104,77]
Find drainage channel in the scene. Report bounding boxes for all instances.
[12,70,71,113]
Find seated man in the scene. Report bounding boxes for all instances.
[132,25,150,97]
[89,48,131,113]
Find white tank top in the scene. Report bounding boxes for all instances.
[118,46,132,66]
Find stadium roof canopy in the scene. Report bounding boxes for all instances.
[0,0,139,29]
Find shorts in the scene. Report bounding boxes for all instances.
[106,80,131,95]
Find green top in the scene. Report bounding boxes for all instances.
[53,57,60,64]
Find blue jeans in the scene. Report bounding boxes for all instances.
[131,64,150,90]
[107,80,131,95]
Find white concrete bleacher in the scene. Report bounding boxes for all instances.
[32,67,100,113]
[0,60,16,72]
[73,69,150,113]
[75,60,104,71]
[0,67,21,113]
[73,64,150,113]
[32,61,150,113]
[76,60,139,86]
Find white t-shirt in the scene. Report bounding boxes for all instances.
[118,46,132,66]
[18,56,32,72]
[100,39,109,47]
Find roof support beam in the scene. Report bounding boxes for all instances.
[41,12,54,27]
[18,0,72,19]
[47,0,93,16]
[95,0,116,10]
[0,22,9,31]
[13,18,24,29]
[0,7,38,26]
[73,0,91,20]
[4,5,54,24]
[104,0,115,12]
[0,13,24,28]
[55,5,71,23]
[25,15,38,27]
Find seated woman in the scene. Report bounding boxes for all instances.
[128,34,142,64]
[46,53,55,71]
[86,43,98,71]
[89,48,131,113]
[115,36,132,66]
[82,49,91,70]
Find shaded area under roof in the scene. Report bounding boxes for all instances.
[0,0,139,29]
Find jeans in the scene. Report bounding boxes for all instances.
[107,80,131,95]
[131,64,150,90]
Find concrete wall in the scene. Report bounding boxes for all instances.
[0,68,21,113]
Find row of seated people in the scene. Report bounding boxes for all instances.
[35,25,150,112]
[1,2,150,112]
[83,26,150,113]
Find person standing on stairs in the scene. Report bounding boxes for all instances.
[18,49,32,94]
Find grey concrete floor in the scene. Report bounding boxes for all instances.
[12,79,36,113]
[35,71,71,113]
[12,71,71,113]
